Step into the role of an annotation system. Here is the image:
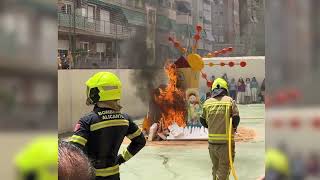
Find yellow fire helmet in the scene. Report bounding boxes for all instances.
[266,148,289,176]
[211,78,229,92]
[15,136,58,180]
[86,72,122,104]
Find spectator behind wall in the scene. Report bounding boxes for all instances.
[245,78,252,104]
[290,152,306,180]
[306,152,320,177]
[251,77,259,103]
[222,73,229,83]
[211,75,215,82]
[260,78,265,102]
[229,78,237,100]
[237,78,245,104]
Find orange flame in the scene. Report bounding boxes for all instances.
[155,63,187,131]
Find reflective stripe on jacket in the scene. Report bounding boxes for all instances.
[69,105,146,177]
[201,96,238,144]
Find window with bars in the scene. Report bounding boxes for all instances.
[219,35,224,42]
[61,4,72,14]
[135,0,145,9]
[80,42,89,51]
[126,0,145,8]
[87,5,95,22]
[159,0,171,8]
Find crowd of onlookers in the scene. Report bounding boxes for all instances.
[208,73,265,104]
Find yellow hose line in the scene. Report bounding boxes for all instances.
[228,118,238,180]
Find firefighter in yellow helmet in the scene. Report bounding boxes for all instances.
[15,136,58,180]
[69,72,146,180]
[200,78,240,180]
[266,147,289,180]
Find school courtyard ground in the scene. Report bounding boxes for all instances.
[0,104,264,179]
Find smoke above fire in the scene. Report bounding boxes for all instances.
[118,28,163,104]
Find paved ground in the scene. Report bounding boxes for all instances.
[119,104,265,180]
[0,104,264,180]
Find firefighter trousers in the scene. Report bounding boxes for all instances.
[95,173,120,180]
[209,142,235,180]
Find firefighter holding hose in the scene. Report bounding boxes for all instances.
[69,72,146,180]
[200,78,240,180]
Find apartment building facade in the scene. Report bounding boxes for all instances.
[58,0,178,68]
[57,0,265,68]
[239,0,265,55]
[176,0,247,56]
[0,0,57,128]
[58,0,132,68]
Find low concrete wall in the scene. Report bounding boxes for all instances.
[58,57,265,133]
[200,56,265,93]
[58,69,165,133]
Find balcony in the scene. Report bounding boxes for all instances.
[203,0,212,5]
[96,0,145,11]
[203,4,212,11]
[157,8,176,20]
[204,41,213,51]
[204,24,212,31]
[176,14,192,25]
[175,0,192,4]
[157,15,176,31]
[58,13,129,39]
[203,10,212,21]
[176,0,192,15]
[73,56,118,69]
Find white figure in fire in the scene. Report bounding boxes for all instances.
[187,93,202,126]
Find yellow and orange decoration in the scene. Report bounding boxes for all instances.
[169,25,247,88]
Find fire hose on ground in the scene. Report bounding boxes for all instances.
[228,117,238,180]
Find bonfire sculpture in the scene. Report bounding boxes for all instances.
[154,63,187,131]
[142,25,247,141]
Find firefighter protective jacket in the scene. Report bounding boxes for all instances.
[70,105,146,178]
[201,95,240,144]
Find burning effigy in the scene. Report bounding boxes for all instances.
[142,60,205,141]
[142,25,254,141]
[141,25,205,140]
[154,63,187,132]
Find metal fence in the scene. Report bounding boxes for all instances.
[58,13,129,38]
[73,55,117,69]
